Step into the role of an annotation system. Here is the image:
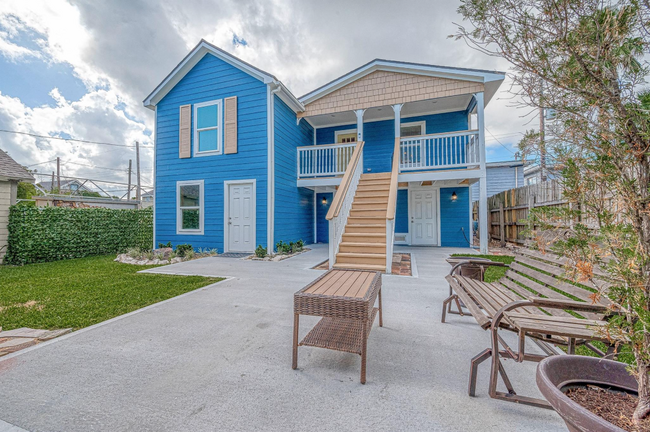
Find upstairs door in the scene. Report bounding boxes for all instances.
[410,188,438,245]
[227,181,255,252]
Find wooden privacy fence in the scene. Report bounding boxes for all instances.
[474,180,568,245]
[473,179,622,245]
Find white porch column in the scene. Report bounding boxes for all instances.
[475,92,488,254]
[392,104,403,137]
[355,109,365,142]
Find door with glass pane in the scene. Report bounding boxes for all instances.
[228,182,254,252]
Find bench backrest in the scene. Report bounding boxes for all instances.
[497,248,611,319]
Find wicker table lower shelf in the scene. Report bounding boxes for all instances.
[292,269,383,384]
[299,307,379,355]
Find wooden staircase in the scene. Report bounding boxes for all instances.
[333,172,391,271]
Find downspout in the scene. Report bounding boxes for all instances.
[267,83,281,252]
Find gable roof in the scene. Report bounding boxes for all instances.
[143,40,304,113]
[299,59,506,107]
[0,150,34,182]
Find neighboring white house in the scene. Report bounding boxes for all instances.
[0,150,34,263]
[523,163,561,185]
[471,160,525,202]
[38,179,94,194]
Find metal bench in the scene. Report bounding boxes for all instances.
[443,249,613,408]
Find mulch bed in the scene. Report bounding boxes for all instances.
[566,386,650,432]
[313,253,412,276]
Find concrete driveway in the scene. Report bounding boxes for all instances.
[0,244,565,431]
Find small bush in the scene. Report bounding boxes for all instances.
[158,241,172,249]
[296,239,304,251]
[255,245,267,258]
[126,247,142,259]
[175,244,193,257]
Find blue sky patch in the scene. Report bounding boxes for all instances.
[232,33,248,47]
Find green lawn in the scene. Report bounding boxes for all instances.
[0,255,223,331]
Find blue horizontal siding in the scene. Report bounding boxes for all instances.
[440,187,470,247]
[155,53,268,251]
[316,193,333,243]
[316,111,469,173]
[395,189,408,233]
[273,95,314,248]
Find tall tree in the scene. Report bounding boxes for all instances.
[455,0,650,425]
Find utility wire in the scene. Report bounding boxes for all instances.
[485,126,515,154]
[0,129,152,148]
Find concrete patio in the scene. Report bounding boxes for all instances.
[0,244,565,431]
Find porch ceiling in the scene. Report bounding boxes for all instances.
[306,93,474,129]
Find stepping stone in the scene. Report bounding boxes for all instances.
[0,328,50,339]
[37,329,72,341]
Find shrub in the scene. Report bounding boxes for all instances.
[5,206,152,265]
[296,239,304,251]
[158,241,172,249]
[175,244,193,257]
[255,245,267,258]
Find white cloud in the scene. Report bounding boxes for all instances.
[0,0,534,189]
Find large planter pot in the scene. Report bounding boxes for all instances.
[536,355,638,432]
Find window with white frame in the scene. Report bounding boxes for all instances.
[194,100,222,155]
[177,180,204,234]
[400,121,425,137]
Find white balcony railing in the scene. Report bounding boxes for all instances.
[399,130,480,172]
[297,143,356,179]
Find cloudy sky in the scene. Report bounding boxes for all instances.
[0,0,533,195]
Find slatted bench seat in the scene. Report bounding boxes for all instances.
[292,269,383,384]
[442,249,613,409]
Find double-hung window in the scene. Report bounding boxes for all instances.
[400,121,425,137]
[177,180,204,234]
[194,100,222,156]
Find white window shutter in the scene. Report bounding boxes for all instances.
[224,96,237,154]
[179,104,191,158]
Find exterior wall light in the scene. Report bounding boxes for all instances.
[322,197,328,205]
[451,191,458,201]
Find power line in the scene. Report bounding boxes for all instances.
[0,129,152,148]
[63,161,128,172]
[485,126,515,154]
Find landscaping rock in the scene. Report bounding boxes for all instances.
[153,247,173,259]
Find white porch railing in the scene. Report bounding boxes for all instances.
[399,130,480,172]
[297,143,356,178]
[327,142,364,268]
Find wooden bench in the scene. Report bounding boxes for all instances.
[443,249,613,409]
[292,269,382,384]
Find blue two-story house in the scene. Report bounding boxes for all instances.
[144,40,505,272]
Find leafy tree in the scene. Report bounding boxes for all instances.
[16,182,40,200]
[455,0,650,423]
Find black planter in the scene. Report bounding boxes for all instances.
[536,355,638,432]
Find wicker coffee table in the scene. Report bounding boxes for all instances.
[292,269,383,384]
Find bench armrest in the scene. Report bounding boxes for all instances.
[526,297,609,313]
[449,260,507,276]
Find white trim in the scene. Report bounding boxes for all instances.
[193,99,222,156]
[299,59,505,105]
[176,180,205,235]
[153,106,157,249]
[334,128,357,143]
[223,179,257,253]
[307,106,469,130]
[267,86,280,251]
[313,191,317,244]
[400,120,426,136]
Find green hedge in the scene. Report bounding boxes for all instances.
[5,206,153,265]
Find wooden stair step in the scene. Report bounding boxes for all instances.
[355,190,390,197]
[336,252,386,266]
[345,224,385,234]
[361,173,391,179]
[358,179,391,186]
[332,263,386,271]
[339,243,386,253]
[356,185,390,191]
[354,197,389,203]
[342,233,386,243]
[350,209,386,217]
[351,203,388,210]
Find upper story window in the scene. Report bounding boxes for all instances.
[177,180,204,234]
[194,100,222,156]
[400,121,425,137]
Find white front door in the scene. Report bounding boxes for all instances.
[228,182,255,252]
[410,188,438,245]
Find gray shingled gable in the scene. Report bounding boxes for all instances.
[0,150,34,182]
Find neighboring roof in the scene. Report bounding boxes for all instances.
[0,150,34,182]
[486,160,525,168]
[299,59,506,107]
[143,39,304,113]
[38,179,92,191]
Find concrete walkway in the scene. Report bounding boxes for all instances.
[0,245,565,431]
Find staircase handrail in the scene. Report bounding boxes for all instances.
[326,141,365,220]
[386,137,400,220]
